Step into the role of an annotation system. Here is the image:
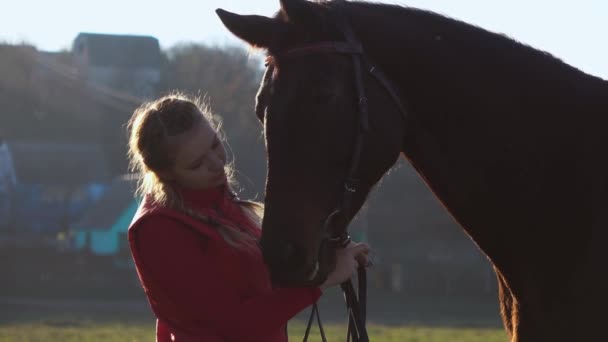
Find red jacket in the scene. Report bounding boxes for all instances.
[128,183,322,342]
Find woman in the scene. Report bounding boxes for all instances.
[127,93,370,341]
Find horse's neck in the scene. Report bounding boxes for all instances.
[350,4,608,277]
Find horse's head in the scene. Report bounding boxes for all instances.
[217,0,405,286]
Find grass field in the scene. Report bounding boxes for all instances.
[0,320,508,342]
[0,288,506,341]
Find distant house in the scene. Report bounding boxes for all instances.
[6,140,111,234]
[0,137,16,230]
[0,43,142,177]
[72,32,162,100]
[71,175,139,261]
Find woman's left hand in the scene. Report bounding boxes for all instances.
[347,241,373,268]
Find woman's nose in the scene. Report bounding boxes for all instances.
[206,153,224,172]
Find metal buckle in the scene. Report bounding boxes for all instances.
[327,233,351,248]
[345,183,357,193]
[345,178,359,193]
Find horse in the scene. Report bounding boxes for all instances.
[216,0,608,340]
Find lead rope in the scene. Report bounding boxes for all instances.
[303,303,327,342]
[303,266,368,342]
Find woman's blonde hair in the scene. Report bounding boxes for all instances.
[127,91,262,250]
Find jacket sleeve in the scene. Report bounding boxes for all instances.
[132,215,322,340]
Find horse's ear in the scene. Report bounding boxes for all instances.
[216,9,281,48]
[280,0,319,25]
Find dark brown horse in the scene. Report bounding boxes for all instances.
[217,0,608,340]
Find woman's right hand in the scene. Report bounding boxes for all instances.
[320,242,370,290]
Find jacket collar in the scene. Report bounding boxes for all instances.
[175,178,237,215]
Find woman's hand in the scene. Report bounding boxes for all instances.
[320,242,370,290]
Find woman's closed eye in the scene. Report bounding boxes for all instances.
[188,137,221,170]
[189,160,203,170]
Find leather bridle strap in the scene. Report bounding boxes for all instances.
[281,42,363,58]
[277,4,408,342]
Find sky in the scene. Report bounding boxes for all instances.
[1,0,606,79]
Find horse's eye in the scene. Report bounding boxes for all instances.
[311,87,334,102]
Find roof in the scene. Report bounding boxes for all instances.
[73,33,161,68]
[72,175,138,231]
[8,141,112,185]
[0,44,138,143]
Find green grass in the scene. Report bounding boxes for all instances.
[0,320,508,342]
[0,321,152,342]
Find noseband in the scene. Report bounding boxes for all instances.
[272,5,409,342]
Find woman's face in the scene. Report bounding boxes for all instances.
[168,117,227,190]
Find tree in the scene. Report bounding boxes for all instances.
[161,43,267,198]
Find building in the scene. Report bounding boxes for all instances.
[72,33,162,100]
[71,175,138,263]
[0,137,16,230]
[5,141,110,234]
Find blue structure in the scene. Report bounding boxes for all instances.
[0,138,16,230]
[71,175,139,257]
[5,141,111,234]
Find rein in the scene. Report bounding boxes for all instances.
[273,4,408,342]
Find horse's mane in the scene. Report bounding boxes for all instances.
[340,1,600,81]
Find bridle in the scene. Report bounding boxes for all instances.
[268,3,409,342]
